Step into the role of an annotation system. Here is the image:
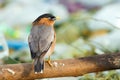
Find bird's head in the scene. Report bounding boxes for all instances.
[33,13,60,26]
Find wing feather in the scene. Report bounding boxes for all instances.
[28,26,54,59]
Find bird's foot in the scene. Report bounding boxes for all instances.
[47,56,53,67]
[47,60,53,67]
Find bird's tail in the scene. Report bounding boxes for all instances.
[34,57,44,73]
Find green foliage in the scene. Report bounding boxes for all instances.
[3,57,19,64]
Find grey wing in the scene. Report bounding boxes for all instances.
[28,26,54,59]
[28,34,39,59]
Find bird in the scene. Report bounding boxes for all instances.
[28,13,59,73]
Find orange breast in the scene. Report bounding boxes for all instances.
[35,18,55,26]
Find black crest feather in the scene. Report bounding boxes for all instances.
[33,13,55,23]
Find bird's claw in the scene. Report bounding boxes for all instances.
[47,56,53,67]
[47,60,53,67]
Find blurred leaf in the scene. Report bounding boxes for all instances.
[3,56,19,64]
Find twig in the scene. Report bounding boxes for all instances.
[89,17,120,29]
[0,53,120,80]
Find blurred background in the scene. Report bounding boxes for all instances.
[0,0,120,80]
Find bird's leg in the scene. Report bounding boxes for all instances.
[47,56,53,67]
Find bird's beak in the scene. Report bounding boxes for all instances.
[51,16,60,21]
[56,16,60,20]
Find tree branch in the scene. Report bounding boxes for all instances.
[0,53,120,80]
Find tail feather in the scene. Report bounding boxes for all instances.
[34,57,44,73]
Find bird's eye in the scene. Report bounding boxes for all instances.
[47,17,56,21]
[48,17,51,20]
